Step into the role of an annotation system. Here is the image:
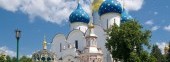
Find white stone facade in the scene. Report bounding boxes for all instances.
[31,0,134,61]
[50,0,126,62]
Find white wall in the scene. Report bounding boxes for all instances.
[93,11,101,25]
[51,25,113,62]
[70,22,88,33]
[51,34,67,58]
[100,13,121,30]
[67,30,86,51]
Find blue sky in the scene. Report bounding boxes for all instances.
[0,0,170,57]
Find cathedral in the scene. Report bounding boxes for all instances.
[32,0,133,62]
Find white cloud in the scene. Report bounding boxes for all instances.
[0,46,16,57]
[26,54,32,58]
[151,26,160,31]
[145,20,154,25]
[0,0,21,12]
[117,0,144,11]
[156,42,168,54]
[0,0,90,24]
[0,0,144,24]
[164,25,170,31]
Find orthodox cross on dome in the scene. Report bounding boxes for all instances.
[43,35,47,50]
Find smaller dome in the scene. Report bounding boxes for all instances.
[121,9,133,22]
[98,0,122,16]
[69,3,90,24]
[32,49,56,61]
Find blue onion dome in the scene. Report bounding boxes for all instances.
[98,0,123,16]
[121,9,133,22]
[69,3,90,24]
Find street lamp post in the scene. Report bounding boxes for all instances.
[15,29,21,62]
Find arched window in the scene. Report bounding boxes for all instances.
[47,57,51,61]
[37,57,40,61]
[41,57,46,61]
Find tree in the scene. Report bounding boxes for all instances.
[19,56,32,62]
[151,45,165,62]
[127,51,140,62]
[0,54,6,62]
[105,20,152,62]
[12,57,17,62]
[6,55,12,62]
[166,42,170,62]
[139,50,158,62]
[0,55,32,62]
[148,55,157,62]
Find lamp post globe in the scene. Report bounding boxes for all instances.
[15,29,21,62]
[16,29,21,40]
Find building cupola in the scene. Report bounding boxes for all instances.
[69,1,90,24]
[69,0,90,33]
[98,0,122,16]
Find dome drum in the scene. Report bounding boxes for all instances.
[100,13,121,30]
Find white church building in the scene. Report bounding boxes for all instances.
[32,0,133,62]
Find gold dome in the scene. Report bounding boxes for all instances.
[88,23,94,29]
[92,0,103,12]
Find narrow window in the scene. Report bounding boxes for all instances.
[107,19,109,29]
[60,43,62,52]
[75,40,78,49]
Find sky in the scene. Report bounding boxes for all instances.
[0,0,170,57]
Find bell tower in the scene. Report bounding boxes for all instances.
[80,23,103,62]
[85,23,97,47]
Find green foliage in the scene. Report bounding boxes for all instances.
[12,57,17,62]
[140,51,149,62]
[151,45,165,62]
[148,55,157,62]
[0,55,6,62]
[126,50,157,62]
[140,51,157,62]
[106,20,152,62]
[6,55,12,62]
[0,55,32,62]
[166,42,170,62]
[19,56,32,62]
[127,52,140,62]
